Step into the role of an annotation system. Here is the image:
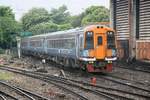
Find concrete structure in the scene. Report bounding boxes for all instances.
[110,0,150,62]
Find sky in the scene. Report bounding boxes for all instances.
[0,0,109,21]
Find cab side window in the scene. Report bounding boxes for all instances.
[85,31,94,49]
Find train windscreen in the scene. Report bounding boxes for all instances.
[107,31,115,49]
[85,31,94,50]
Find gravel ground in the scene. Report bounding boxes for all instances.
[112,66,150,86]
[0,81,26,99]
[1,55,150,100]
[0,70,77,100]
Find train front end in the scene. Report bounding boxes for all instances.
[79,25,117,72]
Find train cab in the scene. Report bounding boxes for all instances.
[79,25,117,72]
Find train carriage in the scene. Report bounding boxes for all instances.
[21,25,117,73]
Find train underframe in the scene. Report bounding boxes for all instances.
[79,60,113,73]
[22,50,113,73]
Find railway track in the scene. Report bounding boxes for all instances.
[117,65,150,73]
[0,67,88,100]
[51,74,150,99]
[98,75,150,92]
[116,62,150,74]
[62,66,150,99]
[1,66,150,99]
[0,90,17,100]
[0,66,136,100]
[0,95,7,100]
[105,74,150,86]
[0,66,113,100]
[0,80,49,100]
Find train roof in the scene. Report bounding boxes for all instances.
[23,27,83,39]
[22,25,114,39]
[85,24,114,31]
[45,27,83,36]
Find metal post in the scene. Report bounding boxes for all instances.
[16,36,21,58]
[128,0,136,61]
[42,59,46,71]
[110,0,116,30]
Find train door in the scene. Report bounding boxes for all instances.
[95,33,105,59]
[76,34,84,58]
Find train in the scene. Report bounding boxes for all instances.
[21,25,117,72]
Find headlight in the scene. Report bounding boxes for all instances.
[107,31,113,35]
[81,50,89,57]
[112,49,116,56]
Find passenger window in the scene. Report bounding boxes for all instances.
[98,36,102,45]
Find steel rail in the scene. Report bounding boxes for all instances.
[0,66,88,100]
[117,65,150,73]
[99,76,150,93]
[49,74,150,99]
[30,70,150,99]
[2,66,117,100]
[78,77,150,98]
[8,67,115,100]
[2,66,150,99]
[0,66,135,100]
[0,79,49,100]
[0,81,36,100]
[14,85,49,100]
[0,95,7,100]
[0,90,18,100]
[47,77,115,100]
[106,74,150,86]
[44,75,131,100]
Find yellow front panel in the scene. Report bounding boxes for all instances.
[84,25,115,60]
[107,49,112,57]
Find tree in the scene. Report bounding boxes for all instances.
[0,6,14,18]
[21,5,110,35]
[28,22,58,35]
[21,6,73,35]
[58,23,72,31]
[50,5,70,25]
[22,8,51,31]
[71,13,85,28]
[81,6,109,25]
[0,6,21,49]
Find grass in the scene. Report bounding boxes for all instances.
[0,71,13,80]
[0,54,14,80]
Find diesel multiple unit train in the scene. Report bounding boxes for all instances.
[21,25,117,72]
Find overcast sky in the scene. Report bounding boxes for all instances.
[0,0,109,21]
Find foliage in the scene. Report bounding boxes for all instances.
[71,13,85,28]
[0,6,14,18]
[0,6,21,49]
[0,48,4,54]
[22,8,51,30]
[21,5,109,35]
[81,6,109,25]
[28,22,58,35]
[21,5,72,35]
[50,5,70,24]
[58,23,72,31]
